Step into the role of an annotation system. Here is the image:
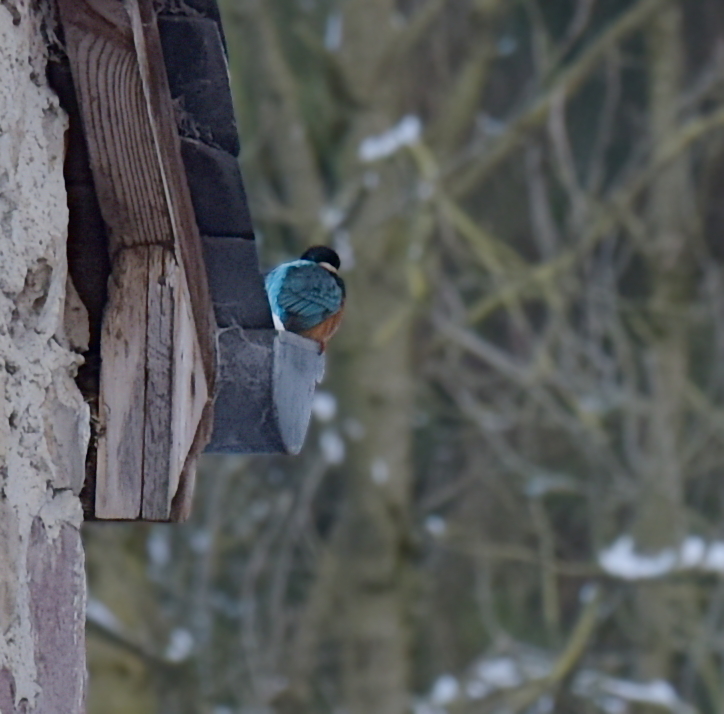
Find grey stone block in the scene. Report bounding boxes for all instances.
[207,329,325,454]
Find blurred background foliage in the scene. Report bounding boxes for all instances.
[83,0,724,712]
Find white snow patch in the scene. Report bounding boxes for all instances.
[474,657,524,689]
[371,458,390,484]
[465,679,489,700]
[606,679,679,707]
[419,654,555,708]
[190,529,212,554]
[599,535,724,579]
[358,115,422,162]
[147,527,171,567]
[425,515,447,537]
[421,656,691,714]
[324,12,343,51]
[430,674,460,706]
[333,230,355,270]
[312,391,337,422]
[575,671,692,713]
[165,627,194,663]
[320,205,345,231]
[320,429,345,465]
[464,653,551,700]
[599,536,676,578]
[86,597,123,634]
[680,536,724,570]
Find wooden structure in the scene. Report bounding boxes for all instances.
[53,0,323,521]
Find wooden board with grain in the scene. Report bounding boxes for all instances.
[168,265,209,504]
[96,249,147,519]
[128,0,217,379]
[58,0,216,520]
[141,245,175,520]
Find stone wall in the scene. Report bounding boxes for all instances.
[0,2,89,712]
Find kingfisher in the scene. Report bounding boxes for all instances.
[265,245,346,352]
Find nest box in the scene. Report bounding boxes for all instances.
[52,0,323,522]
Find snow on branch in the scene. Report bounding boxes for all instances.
[598,535,724,580]
[358,115,422,162]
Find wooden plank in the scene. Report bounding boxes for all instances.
[58,0,216,520]
[169,402,215,521]
[129,0,216,389]
[95,249,147,518]
[141,246,174,520]
[58,3,170,255]
[168,267,209,503]
[141,247,207,520]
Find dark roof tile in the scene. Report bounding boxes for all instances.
[180,138,253,237]
[158,16,239,155]
[201,236,273,330]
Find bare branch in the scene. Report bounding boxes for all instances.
[448,0,667,198]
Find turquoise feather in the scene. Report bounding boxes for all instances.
[265,259,345,333]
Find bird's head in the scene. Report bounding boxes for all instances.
[300,245,341,274]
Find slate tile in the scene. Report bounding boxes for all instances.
[180,138,252,236]
[158,16,239,155]
[202,236,273,329]
[156,0,227,50]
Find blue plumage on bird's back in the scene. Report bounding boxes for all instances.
[265,260,309,325]
[265,246,346,351]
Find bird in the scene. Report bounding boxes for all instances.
[265,245,346,352]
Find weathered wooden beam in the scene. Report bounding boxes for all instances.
[58,0,216,520]
[95,249,146,518]
[129,0,217,382]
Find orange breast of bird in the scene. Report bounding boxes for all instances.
[300,305,345,352]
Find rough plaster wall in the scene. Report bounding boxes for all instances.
[0,2,90,713]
